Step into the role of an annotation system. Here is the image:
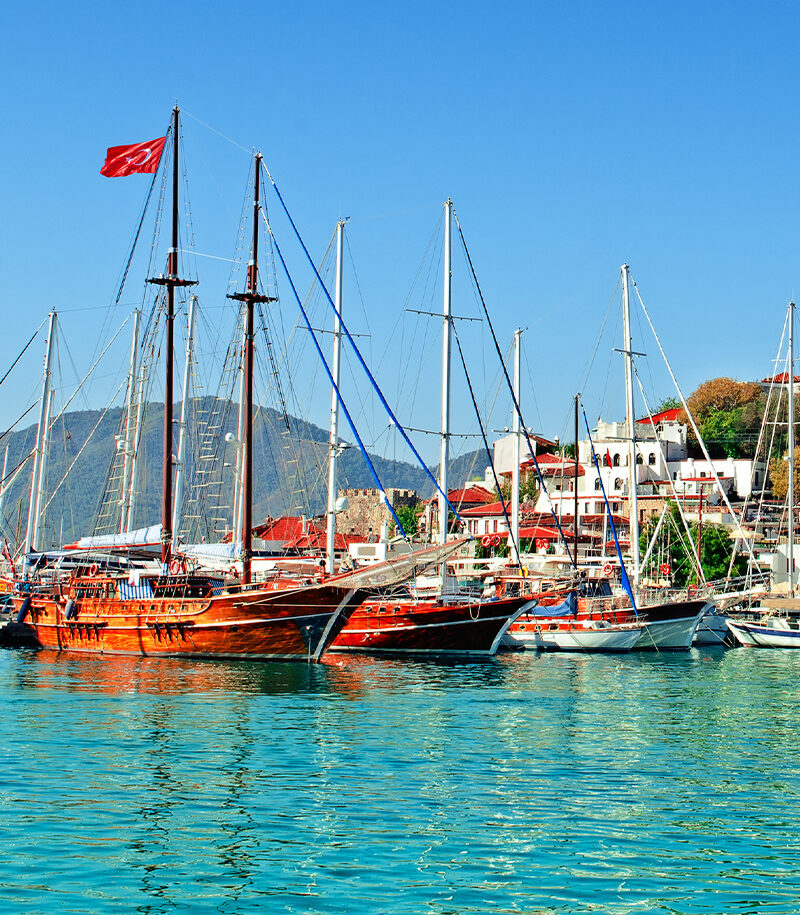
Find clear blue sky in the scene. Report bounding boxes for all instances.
[2,0,799,465]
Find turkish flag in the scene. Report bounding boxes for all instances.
[100,136,167,177]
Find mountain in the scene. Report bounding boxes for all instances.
[0,399,489,550]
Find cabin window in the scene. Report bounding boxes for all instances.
[649,453,657,466]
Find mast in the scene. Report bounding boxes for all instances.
[437,198,454,592]
[326,220,345,574]
[0,445,9,525]
[511,328,521,565]
[621,264,640,590]
[119,308,140,534]
[790,301,795,594]
[147,107,195,564]
[229,154,273,586]
[438,199,453,553]
[574,393,580,566]
[24,309,56,557]
[172,295,196,540]
[232,324,246,538]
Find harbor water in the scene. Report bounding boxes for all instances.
[2,646,800,913]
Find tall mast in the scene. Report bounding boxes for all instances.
[24,309,56,557]
[789,301,795,594]
[326,220,345,574]
[0,445,9,526]
[574,393,580,566]
[119,308,140,534]
[621,264,640,590]
[172,295,196,540]
[438,198,453,551]
[437,198,454,592]
[232,324,247,538]
[229,154,273,586]
[147,107,195,564]
[510,328,521,565]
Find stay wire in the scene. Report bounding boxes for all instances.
[262,212,409,538]
[261,161,463,524]
[451,322,519,561]
[452,209,575,566]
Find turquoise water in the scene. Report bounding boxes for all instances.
[2,647,800,913]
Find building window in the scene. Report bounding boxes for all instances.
[594,478,601,491]
[613,453,620,467]
[636,453,643,465]
[649,453,657,466]
[614,478,623,490]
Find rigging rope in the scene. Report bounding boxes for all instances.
[262,215,409,538]
[261,162,463,524]
[452,209,575,565]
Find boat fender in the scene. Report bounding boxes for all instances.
[17,596,31,623]
[64,598,77,620]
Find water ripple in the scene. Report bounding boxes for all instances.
[2,647,800,912]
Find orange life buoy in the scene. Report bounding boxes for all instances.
[481,534,493,548]
[535,538,548,551]
[491,534,502,547]
[660,562,671,576]
[688,584,698,596]
[169,558,186,576]
[602,563,613,577]
[88,563,99,577]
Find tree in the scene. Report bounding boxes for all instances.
[393,503,423,537]
[681,377,765,459]
[638,502,747,586]
[655,396,681,413]
[499,468,540,503]
[769,447,800,501]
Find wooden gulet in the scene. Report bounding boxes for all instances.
[13,113,368,661]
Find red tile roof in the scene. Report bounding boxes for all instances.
[761,372,800,385]
[636,407,682,424]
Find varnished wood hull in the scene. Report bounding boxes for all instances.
[12,582,366,662]
[330,596,532,655]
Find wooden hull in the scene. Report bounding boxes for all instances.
[330,596,532,656]
[12,582,366,662]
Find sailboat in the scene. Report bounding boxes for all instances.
[10,108,426,662]
[504,266,706,651]
[728,301,800,648]
[330,200,532,655]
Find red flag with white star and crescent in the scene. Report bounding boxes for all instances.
[100,136,167,177]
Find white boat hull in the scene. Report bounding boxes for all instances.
[634,613,703,651]
[727,618,800,649]
[507,620,643,653]
[693,610,730,646]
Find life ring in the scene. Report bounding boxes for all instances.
[481,534,493,548]
[491,534,502,547]
[660,562,671,576]
[535,538,548,551]
[602,563,613,577]
[88,563,99,578]
[169,558,187,576]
